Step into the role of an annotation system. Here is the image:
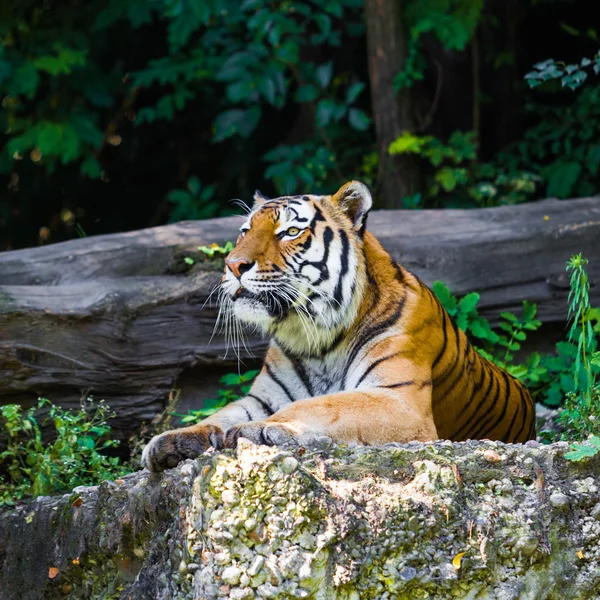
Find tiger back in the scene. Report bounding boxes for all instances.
[142,180,535,472]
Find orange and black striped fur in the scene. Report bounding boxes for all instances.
[143,181,536,471]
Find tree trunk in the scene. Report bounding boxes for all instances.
[365,0,421,208]
[1,198,599,438]
[1,440,600,599]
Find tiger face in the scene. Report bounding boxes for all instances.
[220,181,372,352]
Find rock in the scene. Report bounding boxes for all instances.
[281,456,299,474]
[515,535,539,556]
[221,565,242,586]
[1,441,600,599]
[549,491,571,511]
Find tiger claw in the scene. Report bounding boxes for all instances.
[141,424,224,472]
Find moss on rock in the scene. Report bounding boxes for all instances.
[1,440,600,599]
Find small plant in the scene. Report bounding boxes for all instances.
[183,241,235,266]
[198,241,235,257]
[172,370,259,424]
[559,255,600,448]
[0,398,128,506]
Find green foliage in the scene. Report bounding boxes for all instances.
[173,370,259,424]
[395,0,483,90]
[0,398,128,506]
[525,54,600,90]
[1,0,369,226]
[390,131,540,208]
[167,177,218,223]
[496,85,600,199]
[264,143,337,195]
[432,282,497,342]
[432,281,544,386]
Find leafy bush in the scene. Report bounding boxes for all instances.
[496,85,600,200]
[389,131,540,208]
[172,370,259,425]
[0,399,128,506]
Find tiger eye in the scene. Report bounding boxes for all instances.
[287,227,300,236]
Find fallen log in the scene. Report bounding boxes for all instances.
[1,440,599,599]
[0,197,599,437]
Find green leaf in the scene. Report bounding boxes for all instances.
[220,373,243,386]
[432,280,457,315]
[295,85,320,103]
[565,442,599,461]
[546,161,582,199]
[348,108,370,132]
[213,106,262,142]
[187,176,200,196]
[315,99,336,128]
[345,82,365,104]
[316,62,333,89]
[389,132,432,155]
[81,156,102,179]
[455,313,468,332]
[458,292,480,314]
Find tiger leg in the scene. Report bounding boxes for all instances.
[142,374,281,472]
[224,388,438,448]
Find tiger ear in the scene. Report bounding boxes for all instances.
[330,180,372,233]
[253,189,270,207]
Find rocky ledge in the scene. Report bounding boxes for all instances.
[1,439,600,600]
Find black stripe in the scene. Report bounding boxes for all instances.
[247,394,274,416]
[298,226,333,283]
[265,363,295,403]
[514,391,530,442]
[503,388,523,442]
[452,360,495,439]
[383,380,415,389]
[289,357,314,397]
[476,371,511,439]
[433,317,462,387]
[436,334,474,400]
[342,292,407,387]
[466,368,502,439]
[526,410,536,440]
[355,352,403,387]
[456,355,487,418]
[317,327,346,357]
[242,406,253,421]
[333,229,350,305]
[431,307,449,372]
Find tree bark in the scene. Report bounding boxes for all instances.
[1,440,600,599]
[365,0,421,208]
[1,197,599,438]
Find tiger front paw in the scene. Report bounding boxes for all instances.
[223,421,298,448]
[141,424,224,472]
[223,421,332,450]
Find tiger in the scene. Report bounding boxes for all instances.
[142,180,536,472]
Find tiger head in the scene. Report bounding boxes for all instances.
[219,180,372,354]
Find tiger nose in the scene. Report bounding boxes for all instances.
[226,258,255,279]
